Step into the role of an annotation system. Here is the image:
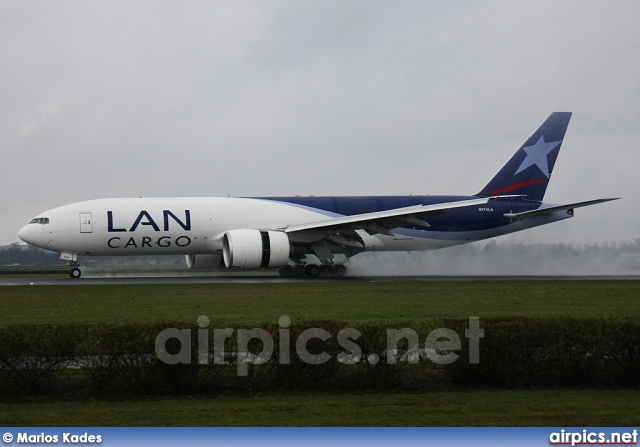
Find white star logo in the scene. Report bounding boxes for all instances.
[514,136,562,178]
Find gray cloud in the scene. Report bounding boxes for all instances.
[1,0,638,247]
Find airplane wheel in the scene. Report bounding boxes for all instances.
[320,265,333,276]
[304,264,320,277]
[279,265,295,277]
[332,264,347,277]
[70,267,82,279]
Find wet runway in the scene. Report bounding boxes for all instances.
[1,275,639,286]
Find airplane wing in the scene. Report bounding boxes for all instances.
[283,197,492,242]
[503,198,619,220]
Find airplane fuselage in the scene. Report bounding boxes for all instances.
[18,195,570,257]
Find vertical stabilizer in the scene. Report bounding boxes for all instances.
[477,112,572,201]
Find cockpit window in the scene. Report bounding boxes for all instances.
[29,217,49,225]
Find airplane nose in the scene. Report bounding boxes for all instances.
[18,225,30,243]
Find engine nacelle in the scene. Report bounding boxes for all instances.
[185,254,223,270]
[223,229,291,269]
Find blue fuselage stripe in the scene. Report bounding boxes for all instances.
[251,196,544,233]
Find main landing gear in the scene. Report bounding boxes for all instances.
[278,263,347,278]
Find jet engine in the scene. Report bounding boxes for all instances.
[223,229,291,269]
[185,254,224,270]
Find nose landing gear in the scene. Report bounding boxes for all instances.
[59,253,82,279]
[68,261,81,279]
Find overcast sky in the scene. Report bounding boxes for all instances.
[1,0,638,247]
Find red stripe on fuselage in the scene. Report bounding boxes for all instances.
[484,179,548,194]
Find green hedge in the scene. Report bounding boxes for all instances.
[448,317,640,388]
[0,317,638,397]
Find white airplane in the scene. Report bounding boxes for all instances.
[18,112,617,278]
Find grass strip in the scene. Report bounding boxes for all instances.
[1,389,638,426]
[1,280,638,325]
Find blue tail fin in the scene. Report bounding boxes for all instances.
[477,112,572,201]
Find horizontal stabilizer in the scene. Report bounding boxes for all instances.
[503,198,619,220]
